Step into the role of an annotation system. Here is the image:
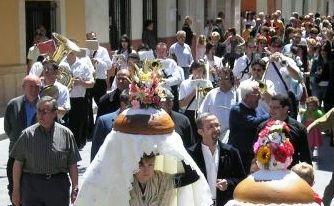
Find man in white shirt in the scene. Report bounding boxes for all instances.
[169,30,194,79]
[263,36,302,119]
[40,60,70,119]
[187,113,246,206]
[66,51,94,149]
[156,42,183,111]
[199,68,239,142]
[233,39,257,83]
[86,32,112,106]
[179,61,208,142]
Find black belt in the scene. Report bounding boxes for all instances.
[24,172,67,180]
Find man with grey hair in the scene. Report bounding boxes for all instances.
[228,80,269,174]
[169,30,194,79]
[10,96,81,206]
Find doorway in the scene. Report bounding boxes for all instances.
[25,1,57,53]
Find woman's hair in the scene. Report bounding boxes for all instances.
[144,19,153,28]
[139,152,157,165]
[117,34,132,55]
[305,96,320,107]
[190,60,206,75]
[197,35,207,45]
[228,27,237,35]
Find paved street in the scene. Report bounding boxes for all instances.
[0,112,334,205]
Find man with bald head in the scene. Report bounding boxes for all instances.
[97,68,130,117]
[4,75,41,203]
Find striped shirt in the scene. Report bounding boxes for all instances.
[10,122,81,174]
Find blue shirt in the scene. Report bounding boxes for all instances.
[24,97,37,127]
[169,42,193,67]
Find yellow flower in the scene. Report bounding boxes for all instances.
[257,146,271,165]
[139,71,152,82]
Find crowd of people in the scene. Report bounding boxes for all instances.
[4,9,334,206]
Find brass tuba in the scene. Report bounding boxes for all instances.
[51,33,80,90]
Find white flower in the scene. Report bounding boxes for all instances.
[268,132,282,144]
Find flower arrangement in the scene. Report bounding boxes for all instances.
[129,60,165,109]
[253,120,294,170]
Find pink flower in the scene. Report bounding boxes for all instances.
[131,99,140,109]
[253,141,261,153]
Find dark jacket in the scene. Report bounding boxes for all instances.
[228,103,269,173]
[258,117,312,168]
[170,111,195,148]
[188,142,246,206]
[97,89,121,117]
[4,95,37,152]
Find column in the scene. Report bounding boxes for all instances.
[65,0,86,45]
[234,0,241,34]
[294,0,304,16]
[307,0,318,15]
[85,0,109,43]
[256,0,267,14]
[0,0,26,106]
[281,0,292,22]
[329,0,334,16]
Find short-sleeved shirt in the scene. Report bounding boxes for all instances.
[10,122,81,174]
[68,58,94,98]
[169,42,193,67]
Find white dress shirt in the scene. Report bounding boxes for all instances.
[68,58,94,98]
[89,46,112,79]
[263,56,301,96]
[199,88,239,137]
[29,62,43,77]
[233,54,252,82]
[54,81,71,110]
[179,77,206,111]
[202,143,219,199]
[159,58,182,89]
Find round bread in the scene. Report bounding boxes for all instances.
[234,171,314,204]
[113,108,175,135]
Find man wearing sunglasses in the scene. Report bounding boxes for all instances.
[263,36,303,119]
[233,39,258,83]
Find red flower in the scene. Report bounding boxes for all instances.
[283,140,294,156]
[273,145,289,163]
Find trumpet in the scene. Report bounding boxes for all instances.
[257,80,268,94]
[190,79,213,118]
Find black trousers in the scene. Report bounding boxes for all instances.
[21,173,70,206]
[69,97,88,149]
[171,85,180,112]
[92,79,107,106]
[7,157,14,203]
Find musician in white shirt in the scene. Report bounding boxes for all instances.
[233,39,258,83]
[66,51,94,149]
[179,61,208,142]
[86,32,112,105]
